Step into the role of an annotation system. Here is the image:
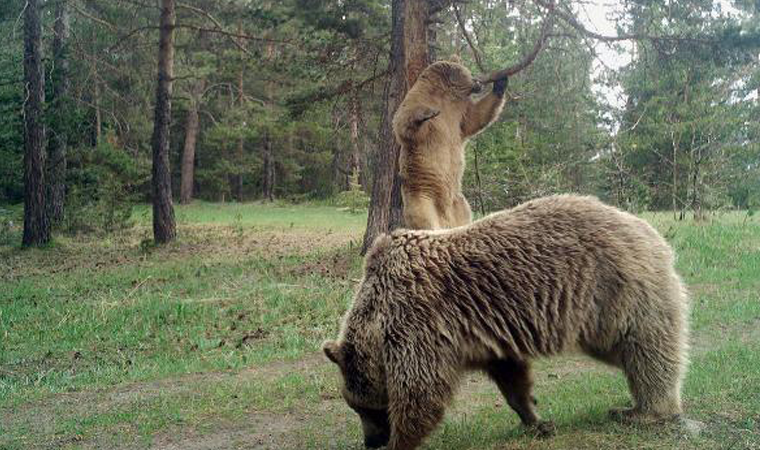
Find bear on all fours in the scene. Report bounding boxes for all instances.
[324,195,690,450]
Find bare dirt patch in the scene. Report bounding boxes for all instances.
[149,411,302,450]
[145,395,357,450]
[285,247,360,282]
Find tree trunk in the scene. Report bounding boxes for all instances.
[393,0,431,228]
[262,131,275,202]
[348,88,363,189]
[93,82,102,146]
[402,0,431,88]
[90,27,101,147]
[474,139,486,217]
[180,80,204,204]
[671,129,678,220]
[690,136,705,221]
[151,0,177,244]
[261,41,276,202]
[22,0,50,247]
[362,0,410,253]
[47,0,70,225]
[233,21,245,201]
[362,0,432,253]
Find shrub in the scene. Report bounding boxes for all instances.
[63,142,149,234]
[332,169,369,213]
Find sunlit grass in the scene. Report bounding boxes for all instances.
[132,200,368,233]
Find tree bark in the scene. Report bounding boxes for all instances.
[22,0,50,246]
[47,0,70,225]
[93,81,102,146]
[690,134,705,221]
[233,21,245,201]
[151,0,177,244]
[180,80,204,204]
[474,139,486,216]
[671,129,678,220]
[393,0,431,228]
[261,41,276,202]
[262,130,275,202]
[402,0,431,88]
[90,27,101,147]
[348,88,363,189]
[361,0,408,254]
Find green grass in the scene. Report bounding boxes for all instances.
[133,200,368,232]
[1,202,759,449]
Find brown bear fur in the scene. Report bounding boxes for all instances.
[324,195,690,450]
[392,60,506,230]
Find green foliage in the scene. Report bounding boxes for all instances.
[0,19,22,203]
[63,141,149,233]
[600,0,760,213]
[0,118,23,203]
[0,204,21,246]
[333,169,369,212]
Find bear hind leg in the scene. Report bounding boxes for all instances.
[402,194,442,230]
[450,193,472,227]
[486,359,555,437]
[615,335,685,422]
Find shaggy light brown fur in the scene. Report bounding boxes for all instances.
[392,61,507,230]
[324,195,690,450]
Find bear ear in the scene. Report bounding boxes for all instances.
[322,340,342,366]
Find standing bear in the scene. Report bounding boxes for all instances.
[324,195,690,450]
[392,60,507,230]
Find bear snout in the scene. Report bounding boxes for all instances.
[470,80,484,94]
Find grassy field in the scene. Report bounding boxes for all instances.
[1,202,759,450]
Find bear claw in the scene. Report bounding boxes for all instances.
[527,420,556,438]
[413,107,440,124]
[609,407,642,423]
[609,408,681,425]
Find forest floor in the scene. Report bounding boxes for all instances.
[1,202,759,450]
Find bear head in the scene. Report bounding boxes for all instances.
[418,60,483,100]
[323,280,390,448]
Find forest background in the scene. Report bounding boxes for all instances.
[0,0,759,247]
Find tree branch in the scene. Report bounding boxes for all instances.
[175,2,292,60]
[534,0,713,44]
[481,1,556,82]
[453,2,485,73]
[173,24,294,45]
[285,70,389,113]
[70,3,116,30]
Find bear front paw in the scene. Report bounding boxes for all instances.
[527,420,556,439]
[493,76,508,97]
[413,107,440,124]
